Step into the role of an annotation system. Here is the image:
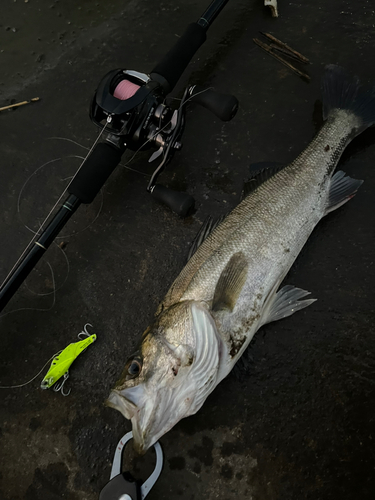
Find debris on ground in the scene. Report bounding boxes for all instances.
[264,0,278,17]
[253,33,310,81]
[0,97,40,112]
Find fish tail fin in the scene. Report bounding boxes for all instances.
[322,65,375,133]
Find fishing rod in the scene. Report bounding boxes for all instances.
[0,0,238,314]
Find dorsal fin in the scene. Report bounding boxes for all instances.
[187,214,227,262]
[241,162,286,200]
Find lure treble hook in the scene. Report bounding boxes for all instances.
[53,372,71,396]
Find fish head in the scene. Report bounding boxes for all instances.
[106,301,223,454]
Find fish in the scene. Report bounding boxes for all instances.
[106,65,375,454]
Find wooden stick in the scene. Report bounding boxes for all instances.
[0,97,40,112]
[260,32,309,64]
[253,38,310,81]
[269,43,308,64]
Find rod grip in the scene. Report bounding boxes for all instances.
[68,143,123,204]
[151,185,195,217]
[190,86,239,121]
[150,23,207,92]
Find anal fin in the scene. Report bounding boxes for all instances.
[325,170,363,216]
[260,284,316,326]
[212,252,249,313]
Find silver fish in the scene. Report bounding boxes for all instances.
[107,65,375,454]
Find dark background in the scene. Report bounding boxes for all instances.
[1,1,374,499]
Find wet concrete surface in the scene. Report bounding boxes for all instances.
[1,0,375,498]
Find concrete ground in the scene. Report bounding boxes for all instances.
[1,0,375,498]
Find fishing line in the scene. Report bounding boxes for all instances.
[0,261,56,319]
[0,350,62,389]
[17,157,62,234]
[23,243,70,296]
[28,87,213,221]
[48,137,149,176]
[1,87,214,301]
[18,155,104,239]
[0,121,110,292]
[123,88,215,167]
[167,86,214,105]
[122,88,213,167]
[48,136,91,150]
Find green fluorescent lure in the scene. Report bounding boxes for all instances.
[41,333,96,392]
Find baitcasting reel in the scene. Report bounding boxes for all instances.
[89,65,238,216]
[0,0,238,313]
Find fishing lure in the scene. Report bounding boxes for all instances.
[41,325,96,396]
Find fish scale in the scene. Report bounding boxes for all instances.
[107,65,375,454]
[173,111,359,310]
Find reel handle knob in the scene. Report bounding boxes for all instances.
[190,86,239,121]
[151,184,195,217]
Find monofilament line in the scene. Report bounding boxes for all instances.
[0,350,62,389]
[0,120,110,292]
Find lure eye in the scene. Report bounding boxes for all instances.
[128,359,142,377]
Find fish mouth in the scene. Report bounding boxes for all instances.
[106,302,225,454]
[106,389,137,420]
[106,388,156,455]
[131,417,150,455]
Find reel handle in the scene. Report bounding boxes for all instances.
[190,86,239,121]
[151,184,195,217]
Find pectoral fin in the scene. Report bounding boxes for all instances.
[260,284,316,327]
[212,252,249,313]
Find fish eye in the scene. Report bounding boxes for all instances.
[128,358,142,377]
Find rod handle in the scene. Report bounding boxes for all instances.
[150,23,207,93]
[68,142,123,204]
